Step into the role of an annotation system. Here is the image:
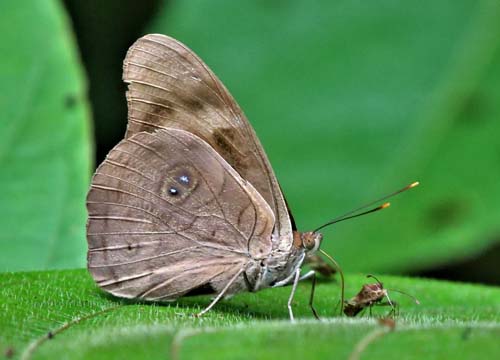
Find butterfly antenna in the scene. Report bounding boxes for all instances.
[313,181,419,233]
[314,203,390,232]
[319,249,345,316]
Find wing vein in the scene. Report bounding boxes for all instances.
[88,246,202,268]
[88,215,152,224]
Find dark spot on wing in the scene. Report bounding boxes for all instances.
[152,101,175,118]
[161,166,200,205]
[141,92,176,118]
[193,80,225,109]
[183,283,216,297]
[126,86,175,137]
[182,96,204,111]
[212,127,247,172]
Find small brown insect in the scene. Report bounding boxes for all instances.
[343,275,419,317]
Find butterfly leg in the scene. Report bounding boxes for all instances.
[299,270,315,281]
[196,267,246,317]
[274,269,315,288]
[287,268,302,322]
[308,271,320,320]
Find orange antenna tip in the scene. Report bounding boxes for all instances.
[313,181,418,232]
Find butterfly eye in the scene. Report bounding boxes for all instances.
[301,231,322,252]
[169,187,179,196]
[304,238,316,251]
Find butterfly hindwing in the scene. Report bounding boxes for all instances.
[87,129,274,300]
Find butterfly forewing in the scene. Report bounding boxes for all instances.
[123,34,292,247]
[87,129,274,300]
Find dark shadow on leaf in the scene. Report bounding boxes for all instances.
[92,285,288,320]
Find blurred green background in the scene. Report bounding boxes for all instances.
[1,0,499,284]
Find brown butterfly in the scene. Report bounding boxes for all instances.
[86,34,335,320]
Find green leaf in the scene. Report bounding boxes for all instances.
[0,0,92,271]
[0,269,499,359]
[147,0,500,273]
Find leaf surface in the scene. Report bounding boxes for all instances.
[0,0,92,271]
[0,269,498,359]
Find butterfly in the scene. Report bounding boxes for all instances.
[86,34,418,320]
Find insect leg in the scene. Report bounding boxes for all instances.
[383,292,396,316]
[373,300,399,317]
[376,301,399,317]
[358,307,367,317]
[196,266,246,317]
[308,271,320,320]
[287,268,302,322]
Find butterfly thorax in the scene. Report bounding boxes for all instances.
[249,231,322,291]
[250,247,305,291]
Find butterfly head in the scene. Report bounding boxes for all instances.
[300,231,323,253]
